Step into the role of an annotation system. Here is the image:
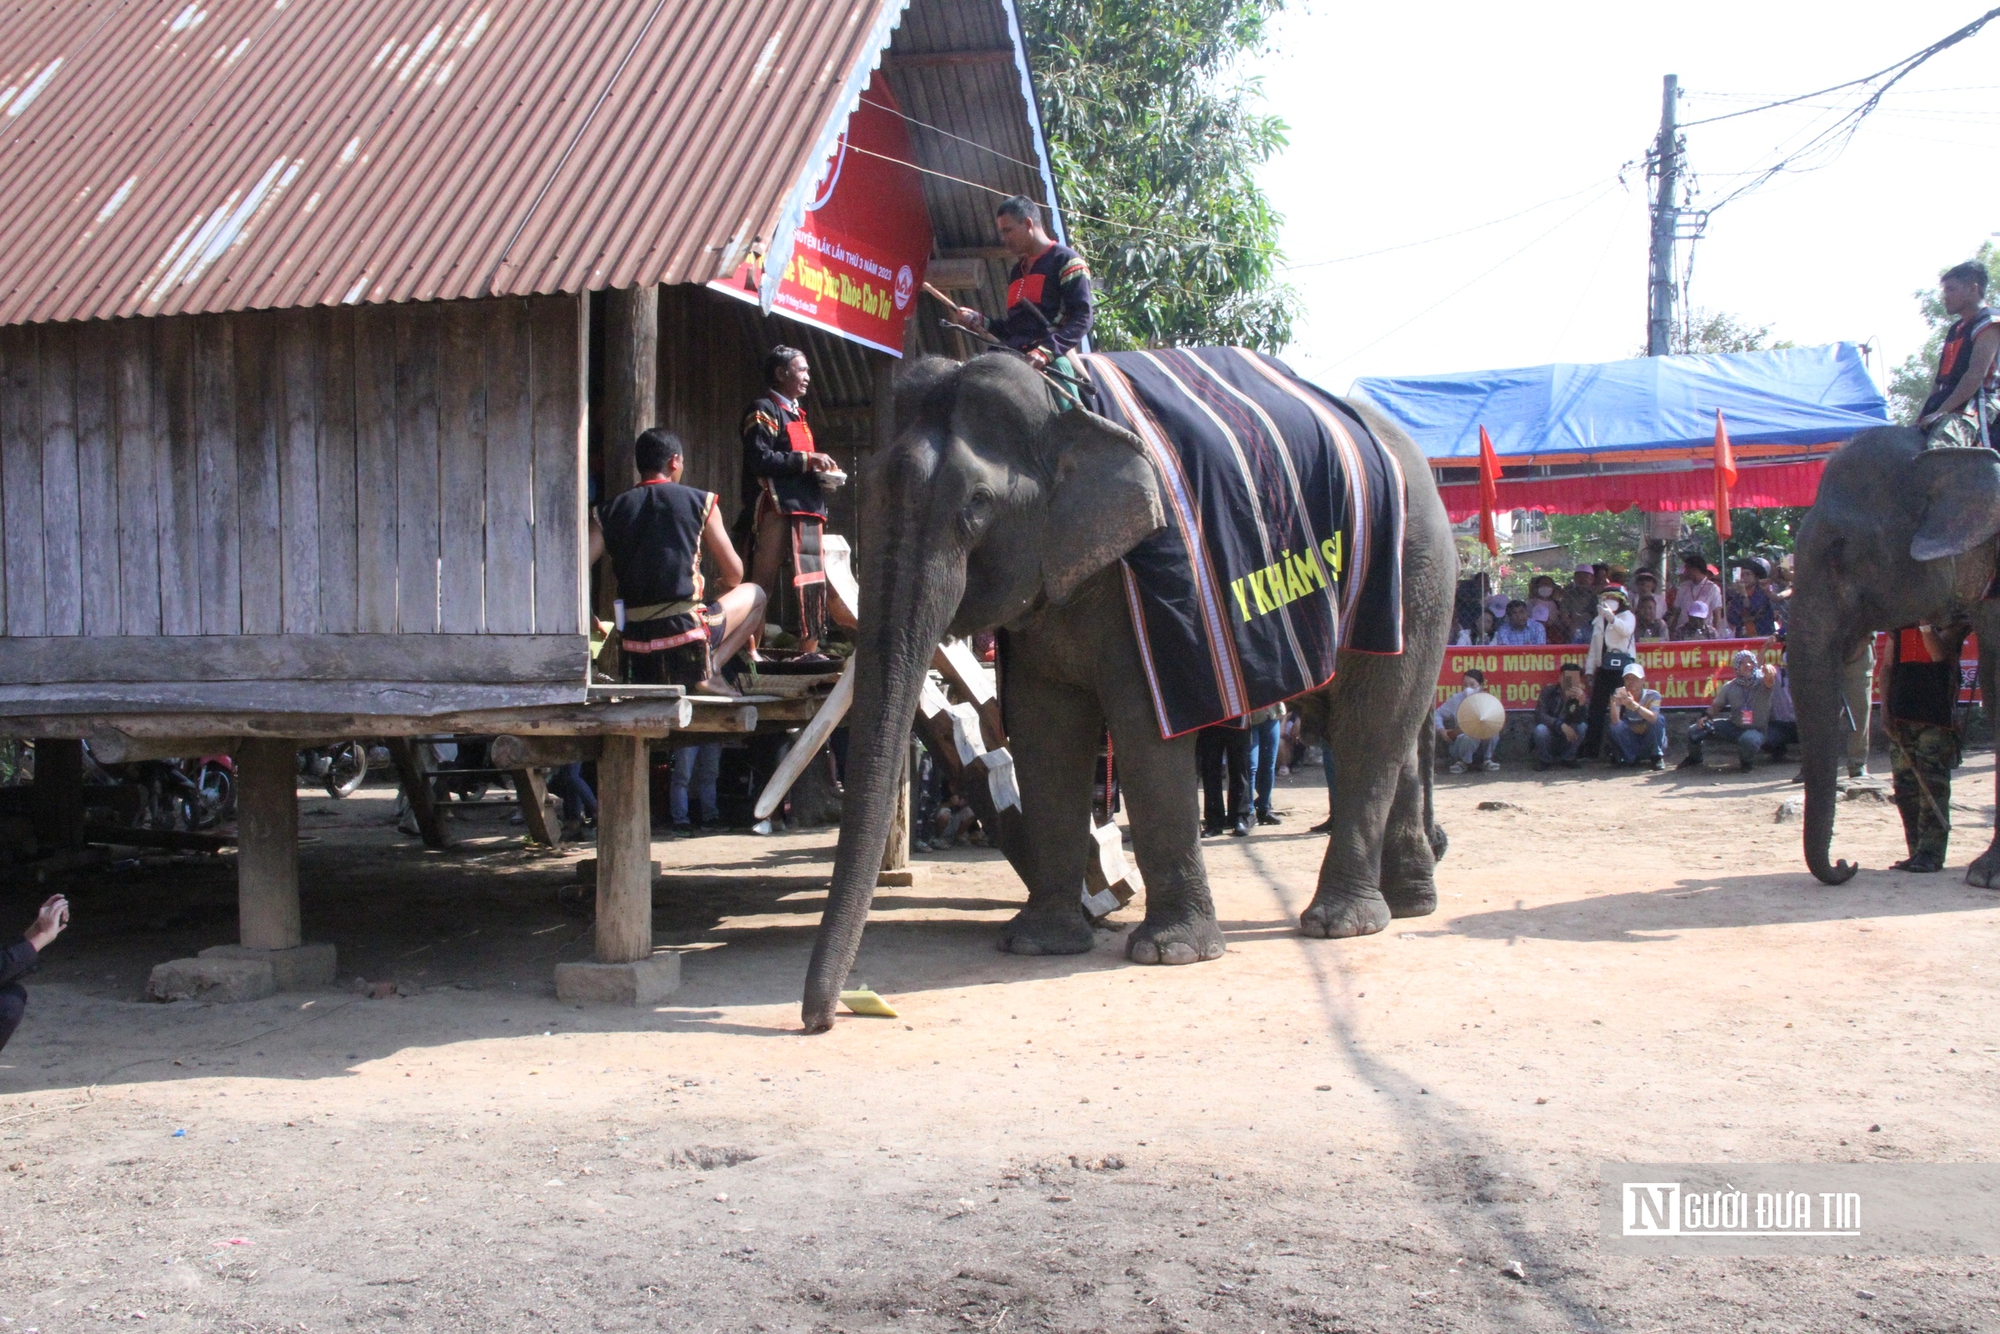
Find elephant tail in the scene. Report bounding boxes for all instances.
[1421,727,1447,863]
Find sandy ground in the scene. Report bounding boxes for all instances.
[3,746,1999,1333]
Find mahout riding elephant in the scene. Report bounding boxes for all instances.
[800,352,1455,1032]
[1791,424,2000,885]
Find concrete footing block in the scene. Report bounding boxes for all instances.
[199,942,338,991]
[147,956,276,1003]
[877,868,916,888]
[554,952,681,1005]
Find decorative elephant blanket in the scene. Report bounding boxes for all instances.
[1082,347,1407,739]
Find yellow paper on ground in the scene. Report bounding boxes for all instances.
[839,988,898,1018]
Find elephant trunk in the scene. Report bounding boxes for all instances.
[801,540,960,1033]
[1791,608,1861,885]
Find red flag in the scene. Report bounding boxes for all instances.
[1713,409,1737,540]
[1477,425,1503,557]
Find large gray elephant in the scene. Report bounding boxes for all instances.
[1792,425,2000,885]
[800,353,1456,1032]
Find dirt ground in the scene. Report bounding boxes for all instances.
[4,744,1999,1334]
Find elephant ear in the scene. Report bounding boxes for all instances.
[1911,448,2000,561]
[1040,409,1166,606]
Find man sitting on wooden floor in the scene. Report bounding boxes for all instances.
[594,429,766,695]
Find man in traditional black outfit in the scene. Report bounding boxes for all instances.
[594,429,766,693]
[739,345,840,659]
[948,195,1094,396]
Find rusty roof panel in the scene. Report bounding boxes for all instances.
[0,0,915,325]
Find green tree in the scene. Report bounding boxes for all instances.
[1887,241,2000,424]
[1020,0,1299,350]
[1543,510,1644,577]
[1672,307,1794,355]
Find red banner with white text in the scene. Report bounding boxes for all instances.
[1441,636,1983,711]
[708,75,932,357]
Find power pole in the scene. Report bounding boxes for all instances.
[1640,75,1686,587]
[1646,74,1681,357]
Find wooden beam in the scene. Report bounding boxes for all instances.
[385,738,448,850]
[0,634,587,685]
[84,735,242,765]
[30,738,84,851]
[235,738,301,951]
[510,767,562,849]
[678,704,758,734]
[601,286,657,496]
[883,49,1013,68]
[491,734,604,768]
[83,822,233,853]
[938,247,1010,261]
[0,681,586,718]
[0,699,692,743]
[594,734,653,964]
[924,258,987,291]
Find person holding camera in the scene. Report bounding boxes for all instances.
[1605,668,1666,770]
[1,895,69,1052]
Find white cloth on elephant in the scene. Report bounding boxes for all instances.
[1585,608,1637,674]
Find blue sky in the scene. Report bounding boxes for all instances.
[1250,1,2000,392]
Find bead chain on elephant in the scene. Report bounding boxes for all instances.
[800,354,1457,1033]
[1792,424,2000,886]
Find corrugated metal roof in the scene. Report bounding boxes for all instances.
[0,0,915,325]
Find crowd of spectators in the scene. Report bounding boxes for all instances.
[1440,555,1800,778]
[1454,555,1789,647]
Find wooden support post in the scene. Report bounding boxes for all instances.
[878,737,913,885]
[235,738,302,951]
[594,734,653,964]
[386,739,448,850]
[602,285,659,497]
[510,768,562,848]
[30,738,85,852]
[871,351,896,451]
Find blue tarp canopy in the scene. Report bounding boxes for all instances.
[1351,343,1890,464]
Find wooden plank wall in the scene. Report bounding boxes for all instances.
[0,294,586,670]
[654,285,868,544]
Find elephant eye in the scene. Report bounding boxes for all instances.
[960,489,995,539]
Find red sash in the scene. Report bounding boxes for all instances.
[786,418,815,454]
[1006,272,1047,309]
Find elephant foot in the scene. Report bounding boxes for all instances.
[1127,913,1226,965]
[1967,844,2000,888]
[1299,889,1392,939]
[997,903,1096,956]
[1381,878,1438,919]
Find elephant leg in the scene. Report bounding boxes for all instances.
[995,667,1102,956]
[1301,653,1421,939]
[1100,670,1225,966]
[1378,738,1438,919]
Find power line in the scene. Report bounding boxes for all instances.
[841,141,1285,262]
[1684,6,2000,216]
[1280,178,1620,271]
[1319,182,1624,373]
[1678,7,2000,130]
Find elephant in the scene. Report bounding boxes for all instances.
[1792,424,2000,885]
[800,352,1457,1033]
